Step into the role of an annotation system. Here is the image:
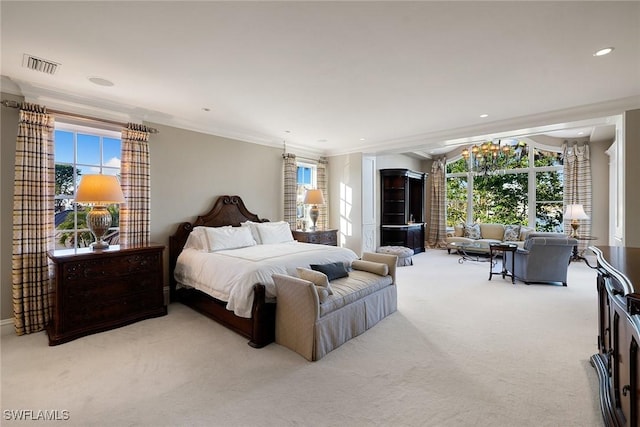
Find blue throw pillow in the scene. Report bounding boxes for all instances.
[310,262,349,281]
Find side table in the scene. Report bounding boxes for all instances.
[571,235,597,262]
[489,243,518,284]
[292,229,338,246]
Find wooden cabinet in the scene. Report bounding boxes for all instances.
[380,169,427,253]
[292,229,338,246]
[591,246,640,427]
[47,244,167,345]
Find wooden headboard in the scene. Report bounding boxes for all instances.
[168,195,268,297]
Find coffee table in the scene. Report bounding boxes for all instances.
[449,241,490,263]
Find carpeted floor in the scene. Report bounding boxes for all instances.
[1,249,603,426]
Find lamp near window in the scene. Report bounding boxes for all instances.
[75,174,125,250]
[564,204,589,237]
[303,189,325,231]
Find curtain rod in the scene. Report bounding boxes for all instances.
[1,99,159,134]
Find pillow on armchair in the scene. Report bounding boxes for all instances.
[464,224,482,240]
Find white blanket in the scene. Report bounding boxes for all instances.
[174,242,358,318]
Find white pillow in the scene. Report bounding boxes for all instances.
[256,221,294,245]
[202,226,257,252]
[241,221,262,244]
[184,227,210,251]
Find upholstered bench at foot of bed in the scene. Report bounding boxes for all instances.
[273,252,398,361]
[377,245,414,266]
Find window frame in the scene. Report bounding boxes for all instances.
[446,139,564,230]
[296,161,318,230]
[54,122,122,249]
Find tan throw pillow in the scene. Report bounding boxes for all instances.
[296,267,333,296]
[352,259,389,277]
[464,223,482,240]
[503,225,521,242]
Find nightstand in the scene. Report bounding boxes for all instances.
[292,229,338,246]
[46,244,167,345]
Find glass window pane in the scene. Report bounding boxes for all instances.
[536,170,564,232]
[446,158,467,174]
[77,134,100,165]
[473,173,528,225]
[536,203,564,232]
[54,130,74,163]
[534,148,563,167]
[446,176,468,225]
[103,137,121,168]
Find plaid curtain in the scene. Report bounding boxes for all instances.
[317,157,328,230]
[283,153,297,228]
[120,124,151,246]
[12,103,55,335]
[427,158,447,248]
[563,142,592,253]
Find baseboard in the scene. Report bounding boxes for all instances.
[1,318,14,326]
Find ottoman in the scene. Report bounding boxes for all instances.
[377,246,414,266]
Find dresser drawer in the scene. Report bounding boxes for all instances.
[61,252,161,285]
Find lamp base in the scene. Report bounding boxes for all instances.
[570,221,580,237]
[89,240,110,250]
[86,205,112,250]
[309,205,319,231]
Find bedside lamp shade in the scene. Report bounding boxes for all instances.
[76,174,125,249]
[303,189,325,231]
[564,204,589,237]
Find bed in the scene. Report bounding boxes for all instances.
[169,195,358,348]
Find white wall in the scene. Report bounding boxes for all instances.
[328,152,363,254]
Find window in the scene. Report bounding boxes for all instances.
[446,140,564,231]
[296,162,317,229]
[54,123,122,249]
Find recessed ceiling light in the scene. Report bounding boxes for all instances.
[360,138,366,141]
[88,76,114,87]
[480,114,489,118]
[317,139,327,143]
[593,47,614,57]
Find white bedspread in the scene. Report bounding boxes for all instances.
[174,242,358,318]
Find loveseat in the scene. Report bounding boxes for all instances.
[273,252,398,361]
[446,223,535,254]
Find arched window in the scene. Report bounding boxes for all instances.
[446,139,564,232]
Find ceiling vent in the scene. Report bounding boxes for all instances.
[22,54,60,75]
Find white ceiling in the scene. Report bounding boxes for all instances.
[2,1,639,157]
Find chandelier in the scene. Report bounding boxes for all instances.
[461,140,525,175]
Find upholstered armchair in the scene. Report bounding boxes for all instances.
[504,233,578,286]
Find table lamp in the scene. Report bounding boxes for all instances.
[303,189,325,231]
[564,204,589,237]
[75,174,126,249]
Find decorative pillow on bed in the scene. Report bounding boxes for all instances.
[203,225,257,252]
[255,221,294,245]
[310,262,349,281]
[503,225,521,242]
[297,267,333,298]
[463,223,482,240]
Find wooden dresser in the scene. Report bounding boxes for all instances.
[47,244,167,345]
[292,229,338,246]
[591,246,640,427]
